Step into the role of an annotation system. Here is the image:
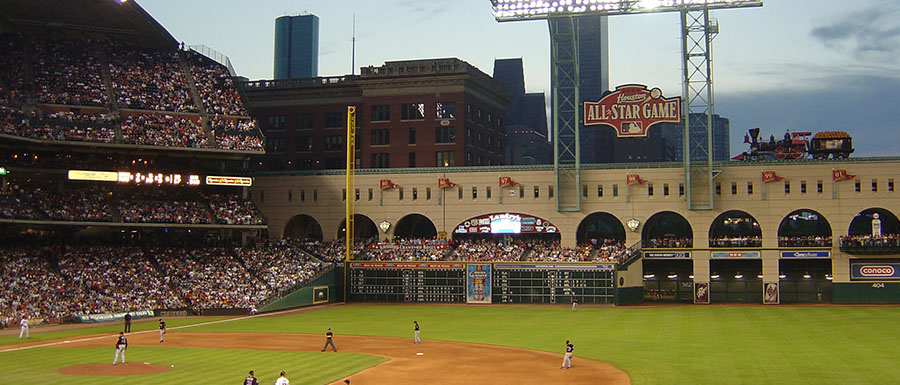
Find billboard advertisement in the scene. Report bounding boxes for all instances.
[780,251,830,258]
[583,84,681,137]
[850,263,900,280]
[455,213,557,234]
[711,251,760,259]
[466,264,492,304]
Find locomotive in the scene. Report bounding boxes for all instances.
[733,128,853,161]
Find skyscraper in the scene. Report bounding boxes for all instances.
[577,15,611,164]
[274,14,319,79]
[493,58,551,165]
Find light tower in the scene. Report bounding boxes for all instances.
[490,0,762,211]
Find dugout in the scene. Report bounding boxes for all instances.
[709,259,763,303]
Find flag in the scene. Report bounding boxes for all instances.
[438,177,458,189]
[626,174,647,185]
[499,176,519,187]
[761,171,784,183]
[832,169,856,181]
[379,179,399,190]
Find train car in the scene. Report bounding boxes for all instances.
[733,128,853,161]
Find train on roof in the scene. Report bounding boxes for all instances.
[733,128,853,161]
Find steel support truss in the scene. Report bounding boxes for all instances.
[681,7,717,210]
[549,16,581,212]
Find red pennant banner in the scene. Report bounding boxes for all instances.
[499,176,520,187]
[626,174,648,185]
[379,179,399,190]
[832,169,856,182]
[438,177,458,189]
[761,171,785,183]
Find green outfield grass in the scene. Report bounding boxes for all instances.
[3,304,900,384]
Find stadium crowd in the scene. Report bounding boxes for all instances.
[839,234,900,249]
[237,245,325,297]
[118,200,213,224]
[108,45,198,113]
[709,236,763,248]
[778,235,832,247]
[643,237,693,248]
[154,248,266,309]
[208,194,266,225]
[121,113,208,148]
[33,39,108,107]
[186,51,248,117]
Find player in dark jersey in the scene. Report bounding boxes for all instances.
[158,318,166,343]
[414,321,421,344]
[321,328,337,352]
[124,312,132,333]
[561,340,574,369]
[243,370,258,385]
[112,332,128,365]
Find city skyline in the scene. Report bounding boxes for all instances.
[139,0,900,157]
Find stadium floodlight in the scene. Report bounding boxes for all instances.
[490,0,762,21]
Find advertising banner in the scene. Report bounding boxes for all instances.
[711,251,760,259]
[694,282,709,304]
[850,263,900,280]
[643,252,691,259]
[583,84,680,137]
[780,251,830,258]
[466,264,492,304]
[763,282,780,304]
[75,309,153,324]
[455,213,557,234]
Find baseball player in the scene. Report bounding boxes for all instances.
[274,370,290,385]
[124,312,132,333]
[18,316,29,339]
[571,296,578,312]
[158,318,166,343]
[321,328,337,352]
[561,340,574,369]
[112,332,128,365]
[413,321,421,344]
[243,370,258,385]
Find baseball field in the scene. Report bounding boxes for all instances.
[2,303,899,384]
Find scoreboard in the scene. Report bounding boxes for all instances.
[348,262,617,304]
[348,262,466,303]
[493,263,616,304]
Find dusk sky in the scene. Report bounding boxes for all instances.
[139,0,900,157]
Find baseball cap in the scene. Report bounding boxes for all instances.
[249,370,254,375]
[280,371,286,376]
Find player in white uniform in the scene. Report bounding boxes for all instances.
[18,316,29,339]
[112,332,128,365]
[561,340,574,369]
[274,370,290,385]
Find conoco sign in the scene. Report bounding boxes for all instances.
[583,84,681,137]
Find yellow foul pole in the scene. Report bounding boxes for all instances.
[345,106,356,262]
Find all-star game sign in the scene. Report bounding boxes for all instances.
[583,84,681,137]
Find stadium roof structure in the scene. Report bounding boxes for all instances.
[0,0,177,49]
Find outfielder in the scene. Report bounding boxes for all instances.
[413,321,421,344]
[321,328,337,352]
[561,340,574,369]
[158,318,166,342]
[18,316,29,339]
[112,332,128,365]
[571,296,578,312]
[274,370,290,385]
[243,370,258,385]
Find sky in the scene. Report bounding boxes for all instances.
[138,0,900,158]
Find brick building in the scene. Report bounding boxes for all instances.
[241,58,510,171]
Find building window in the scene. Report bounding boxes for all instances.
[801,181,807,194]
[300,190,305,202]
[477,108,484,124]
[436,102,456,119]
[399,188,404,200]
[855,180,861,192]
[715,182,721,195]
[266,137,284,153]
[371,153,390,168]
[436,126,455,144]
[324,158,343,169]
[436,151,454,167]
[409,152,416,167]
[784,181,791,194]
[466,104,474,120]
[872,179,878,192]
[324,112,343,128]
[889,178,895,192]
[533,186,539,198]
[325,136,343,151]
[267,115,285,130]
[458,187,463,199]
[401,103,425,121]
[548,185,554,198]
[297,136,313,152]
[597,185,604,197]
[342,189,346,201]
[486,186,492,199]
[371,129,390,146]
[288,190,292,202]
[426,187,431,200]
[313,189,318,202]
[409,127,416,144]
[679,183,684,196]
[296,113,313,130]
[487,113,493,129]
[412,188,418,200]
[649,184,655,196]
[817,180,823,193]
[371,104,390,122]
[731,182,737,195]
[747,182,754,195]
[472,187,477,199]
[582,185,588,197]
[368,188,373,201]
[477,132,483,148]
[487,136,493,149]
[478,156,483,166]
[664,183,670,196]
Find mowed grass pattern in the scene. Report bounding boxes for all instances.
[3,304,899,384]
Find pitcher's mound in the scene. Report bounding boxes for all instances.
[60,363,171,376]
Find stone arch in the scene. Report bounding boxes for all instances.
[576,212,625,245]
[642,211,693,248]
[338,214,379,240]
[394,214,438,239]
[708,210,761,248]
[777,209,832,247]
[848,208,900,235]
[282,214,323,241]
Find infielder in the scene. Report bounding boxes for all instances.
[158,318,166,342]
[561,340,574,369]
[321,328,337,352]
[243,370,258,385]
[18,316,29,339]
[112,332,128,365]
[274,370,290,385]
[413,321,421,344]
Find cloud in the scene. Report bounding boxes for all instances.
[810,5,900,57]
[718,74,900,158]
